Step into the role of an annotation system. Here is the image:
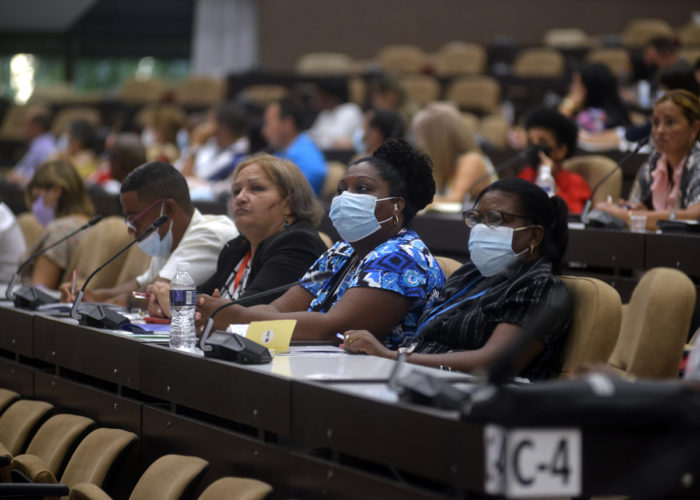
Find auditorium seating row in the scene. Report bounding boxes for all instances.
[0,387,272,499]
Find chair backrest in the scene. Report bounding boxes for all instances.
[0,400,53,456]
[434,256,463,279]
[129,454,209,500]
[51,107,101,137]
[563,154,621,205]
[21,414,95,479]
[403,75,441,108]
[320,161,347,202]
[434,41,486,76]
[586,48,631,80]
[296,52,354,75]
[679,23,700,46]
[60,428,138,489]
[317,231,334,249]
[608,267,696,379]
[240,85,288,107]
[0,389,20,416]
[543,28,591,49]
[446,76,501,114]
[622,18,673,48]
[679,48,700,67]
[479,114,509,149]
[197,477,273,500]
[120,78,168,104]
[513,48,565,78]
[17,212,44,250]
[375,44,426,74]
[560,276,622,376]
[64,216,137,290]
[115,243,151,288]
[174,76,225,107]
[0,105,28,140]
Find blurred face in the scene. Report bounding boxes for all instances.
[652,100,700,160]
[363,124,384,155]
[527,127,567,166]
[30,185,61,209]
[262,103,284,150]
[231,163,289,243]
[474,190,538,255]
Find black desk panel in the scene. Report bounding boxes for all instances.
[32,316,141,390]
[139,345,291,436]
[0,305,34,357]
[0,357,34,395]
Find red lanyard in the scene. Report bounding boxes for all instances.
[232,251,251,293]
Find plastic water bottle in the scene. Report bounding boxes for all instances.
[536,165,556,197]
[169,262,197,352]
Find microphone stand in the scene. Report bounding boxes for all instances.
[70,215,169,320]
[580,136,650,224]
[198,270,333,352]
[6,215,104,308]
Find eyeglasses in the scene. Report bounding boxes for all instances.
[124,199,166,232]
[463,209,529,229]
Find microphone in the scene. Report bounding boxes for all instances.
[580,135,650,224]
[70,214,169,320]
[198,270,334,353]
[7,215,104,309]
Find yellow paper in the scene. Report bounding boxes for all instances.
[245,320,296,353]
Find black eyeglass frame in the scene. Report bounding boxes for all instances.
[462,209,531,229]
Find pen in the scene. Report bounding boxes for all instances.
[335,333,345,342]
[70,269,77,298]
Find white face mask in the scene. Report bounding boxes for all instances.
[329,192,394,242]
[137,221,173,257]
[468,224,532,276]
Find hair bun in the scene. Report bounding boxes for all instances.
[373,138,435,211]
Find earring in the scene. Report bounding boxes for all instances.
[392,214,399,226]
[283,214,289,228]
[393,203,398,211]
[529,242,535,255]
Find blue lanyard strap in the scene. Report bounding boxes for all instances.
[415,278,490,336]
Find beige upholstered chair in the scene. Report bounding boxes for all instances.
[679,24,700,46]
[563,155,621,205]
[543,28,591,49]
[622,18,673,48]
[11,414,95,483]
[174,76,226,107]
[434,256,463,279]
[0,389,19,416]
[560,276,622,377]
[0,105,28,141]
[50,107,101,137]
[375,44,426,74]
[445,76,501,114]
[317,231,334,249]
[679,48,700,67]
[240,85,288,107]
[17,212,44,250]
[119,78,168,105]
[0,400,54,458]
[513,48,565,78]
[296,52,354,75]
[403,75,441,107]
[320,161,347,203]
[479,114,509,149]
[608,268,696,379]
[197,476,273,500]
[68,454,209,500]
[64,216,139,290]
[434,41,486,76]
[586,48,632,80]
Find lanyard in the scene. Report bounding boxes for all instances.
[233,251,252,293]
[415,278,489,336]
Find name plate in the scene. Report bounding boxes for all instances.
[484,425,581,497]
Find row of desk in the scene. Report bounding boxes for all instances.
[1,304,699,498]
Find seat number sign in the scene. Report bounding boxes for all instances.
[484,425,581,497]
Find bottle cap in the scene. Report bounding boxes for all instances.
[176,261,190,272]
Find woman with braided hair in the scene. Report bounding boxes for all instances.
[195,139,445,348]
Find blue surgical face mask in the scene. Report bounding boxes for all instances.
[137,204,173,257]
[468,223,531,277]
[32,195,56,227]
[329,192,395,242]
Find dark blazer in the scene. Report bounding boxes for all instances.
[197,220,328,305]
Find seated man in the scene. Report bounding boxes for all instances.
[178,102,250,181]
[262,97,327,195]
[518,108,591,215]
[7,106,57,186]
[60,162,238,306]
